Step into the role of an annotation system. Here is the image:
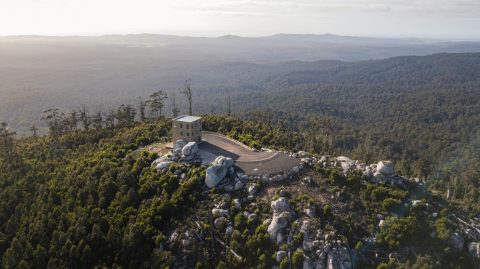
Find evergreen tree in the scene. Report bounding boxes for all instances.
[138,98,148,121]
[0,122,16,161]
[42,108,65,137]
[148,90,168,118]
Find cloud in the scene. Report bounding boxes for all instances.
[173,0,480,17]
[1,0,479,37]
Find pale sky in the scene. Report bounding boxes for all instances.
[1,0,480,39]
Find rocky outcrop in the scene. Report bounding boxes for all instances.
[152,140,202,170]
[364,160,409,188]
[300,219,352,269]
[376,160,395,175]
[204,155,248,191]
[181,141,200,162]
[267,197,291,242]
[336,156,355,174]
[327,246,352,269]
[252,163,304,185]
[151,156,167,168]
[182,141,198,156]
[153,142,247,190]
[205,165,228,188]
[290,151,415,188]
[156,161,173,170]
[271,197,290,214]
[267,212,289,241]
[214,156,234,168]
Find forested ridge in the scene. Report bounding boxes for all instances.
[2,53,480,218]
[0,115,478,268]
[227,53,480,214]
[0,52,479,268]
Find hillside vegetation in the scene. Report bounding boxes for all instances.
[0,52,479,232]
[229,54,480,214]
[0,116,478,268]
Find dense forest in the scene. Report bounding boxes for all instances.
[232,53,480,214]
[0,115,478,268]
[0,51,479,267]
[192,53,480,214]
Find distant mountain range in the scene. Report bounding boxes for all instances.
[3,33,480,62]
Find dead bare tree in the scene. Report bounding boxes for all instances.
[30,125,38,137]
[226,95,231,116]
[181,79,193,115]
[170,89,180,118]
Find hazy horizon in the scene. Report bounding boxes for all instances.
[2,32,480,42]
[1,0,480,40]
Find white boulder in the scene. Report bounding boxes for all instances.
[267,214,288,240]
[336,156,356,174]
[205,165,228,188]
[182,142,199,156]
[156,161,173,170]
[151,156,167,167]
[377,161,395,175]
[337,156,354,163]
[271,197,290,214]
[214,156,234,168]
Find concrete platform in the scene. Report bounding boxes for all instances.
[198,132,300,175]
